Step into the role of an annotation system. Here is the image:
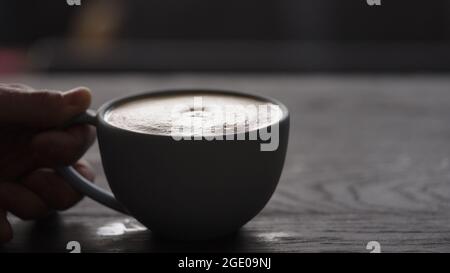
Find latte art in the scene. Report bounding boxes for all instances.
[105,93,282,137]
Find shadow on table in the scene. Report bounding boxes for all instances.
[1,214,272,252]
[145,231,260,253]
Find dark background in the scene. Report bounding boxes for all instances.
[1,0,449,72]
[3,1,450,253]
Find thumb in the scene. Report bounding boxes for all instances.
[0,86,92,128]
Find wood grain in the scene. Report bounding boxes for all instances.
[1,74,450,252]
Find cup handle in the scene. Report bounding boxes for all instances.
[55,110,129,214]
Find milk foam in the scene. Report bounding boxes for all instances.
[105,93,281,136]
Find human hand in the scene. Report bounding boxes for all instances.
[0,83,96,243]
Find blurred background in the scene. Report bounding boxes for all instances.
[1,0,450,73]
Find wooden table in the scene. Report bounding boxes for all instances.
[1,74,450,252]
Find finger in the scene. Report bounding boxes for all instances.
[0,83,34,91]
[22,161,95,211]
[0,208,12,243]
[0,86,92,127]
[31,124,96,167]
[0,182,49,220]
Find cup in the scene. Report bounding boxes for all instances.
[58,89,290,240]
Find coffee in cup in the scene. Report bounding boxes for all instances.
[58,89,289,240]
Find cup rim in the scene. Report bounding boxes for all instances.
[97,88,289,137]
